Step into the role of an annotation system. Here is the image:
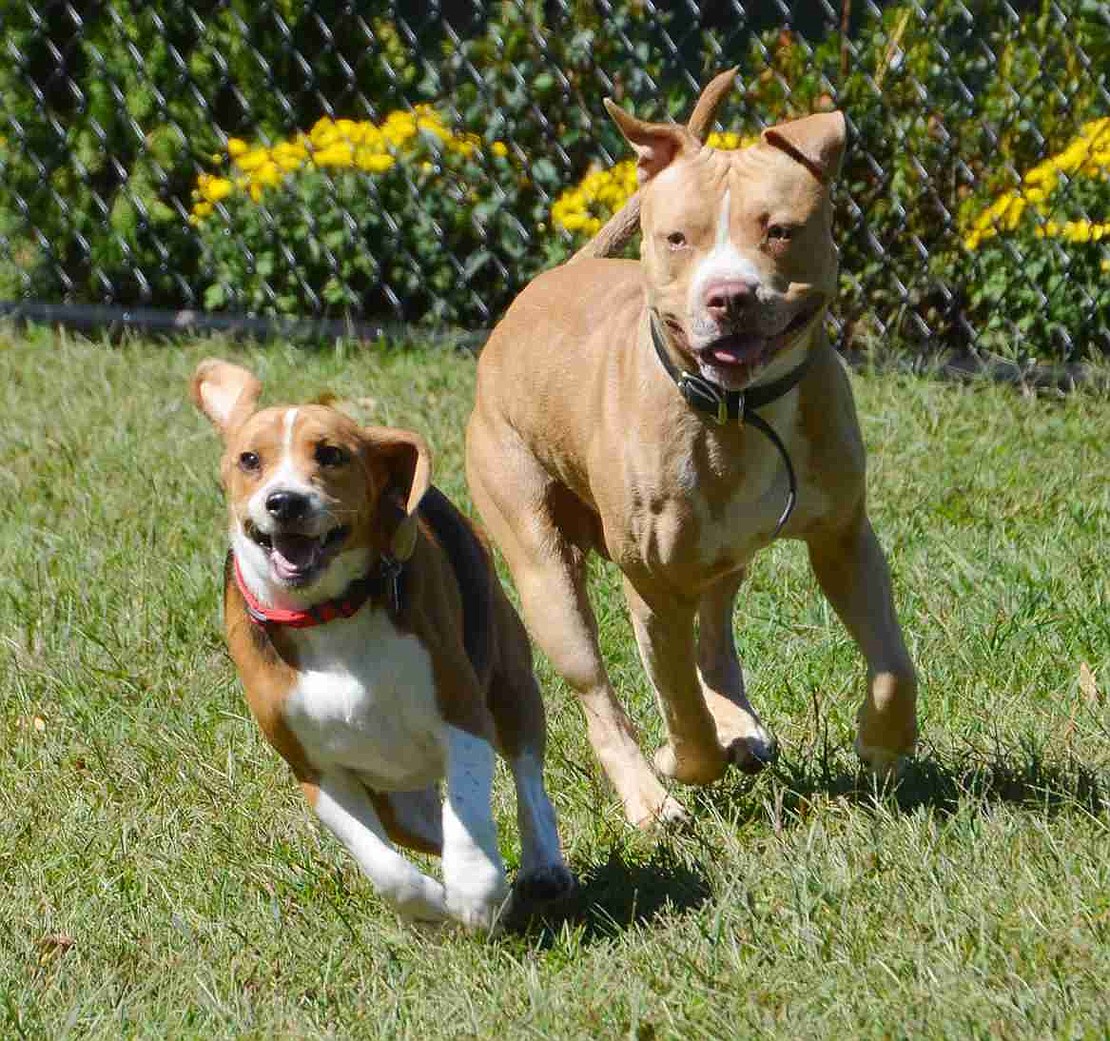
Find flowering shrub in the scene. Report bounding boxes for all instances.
[960,118,1109,358]
[0,2,420,306]
[550,133,755,237]
[2,0,1106,359]
[189,108,524,323]
[191,108,483,220]
[963,118,1109,250]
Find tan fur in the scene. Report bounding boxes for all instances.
[467,93,917,826]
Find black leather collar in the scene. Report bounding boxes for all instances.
[649,310,814,424]
[649,310,813,537]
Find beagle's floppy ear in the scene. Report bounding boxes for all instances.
[191,359,262,436]
[362,426,432,562]
[761,111,847,184]
[604,99,700,184]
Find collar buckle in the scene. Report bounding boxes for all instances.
[679,372,735,427]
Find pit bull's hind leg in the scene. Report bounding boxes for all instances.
[467,419,685,827]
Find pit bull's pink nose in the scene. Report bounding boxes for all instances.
[705,279,757,319]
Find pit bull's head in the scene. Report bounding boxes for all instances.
[606,100,845,390]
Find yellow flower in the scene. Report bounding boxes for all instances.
[233,148,272,173]
[197,174,233,203]
[551,159,640,235]
[312,142,356,168]
[253,162,283,188]
[706,131,757,150]
[191,105,516,218]
[963,118,1110,251]
[358,153,395,174]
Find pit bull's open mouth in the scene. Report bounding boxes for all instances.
[696,299,823,372]
[248,522,349,586]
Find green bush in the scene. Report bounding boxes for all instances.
[717,0,1109,361]
[0,2,418,305]
[1,0,1106,361]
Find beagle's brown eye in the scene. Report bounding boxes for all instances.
[238,451,261,473]
[767,223,793,242]
[666,231,687,249]
[315,443,348,467]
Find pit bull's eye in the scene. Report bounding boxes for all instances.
[238,451,261,473]
[315,444,348,468]
[666,231,687,250]
[766,224,793,243]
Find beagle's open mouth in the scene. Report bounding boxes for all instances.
[247,522,350,586]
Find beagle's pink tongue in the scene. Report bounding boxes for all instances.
[270,533,320,579]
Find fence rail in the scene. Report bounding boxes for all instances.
[1,1,1106,361]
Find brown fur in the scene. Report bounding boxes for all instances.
[198,362,549,854]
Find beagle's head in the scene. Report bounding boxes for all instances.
[191,359,429,607]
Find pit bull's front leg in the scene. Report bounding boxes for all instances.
[696,568,778,773]
[623,577,728,785]
[807,507,918,774]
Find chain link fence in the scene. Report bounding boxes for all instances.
[1,1,1107,362]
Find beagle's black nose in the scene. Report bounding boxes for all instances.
[265,490,310,523]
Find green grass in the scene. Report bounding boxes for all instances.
[1,325,1108,1040]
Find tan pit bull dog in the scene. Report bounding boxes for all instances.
[193,360,573,928]
[466,82,918,827]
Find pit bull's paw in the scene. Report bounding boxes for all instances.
[725,727,778,775]
[628,790,689,831]
[653,741,727,786]
[855,739,911,781]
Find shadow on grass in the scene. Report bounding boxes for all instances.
[693,738,1107,827]
[506,844,711,945]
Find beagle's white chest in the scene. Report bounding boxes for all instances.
[282,608,447,791]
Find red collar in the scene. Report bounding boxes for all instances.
[233,555,393,629]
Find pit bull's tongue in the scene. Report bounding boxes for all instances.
[710,334,764,365]
[271,533,320,580]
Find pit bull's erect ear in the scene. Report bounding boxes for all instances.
[761,111,847,184]
[604,99,698,184]
[363,426,432,561]
[686,66,739,140]
[191,358,262,436]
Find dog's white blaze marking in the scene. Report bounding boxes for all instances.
[687,188,762,326]
[313,767,448,922]
[441,726,508,928]
[249,406,318,529]
[267,406,309,491]
[282,407,299,455]
[716,188,732,248]
[511,750,568,877]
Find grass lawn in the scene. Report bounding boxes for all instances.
[2,326,1108,1040]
